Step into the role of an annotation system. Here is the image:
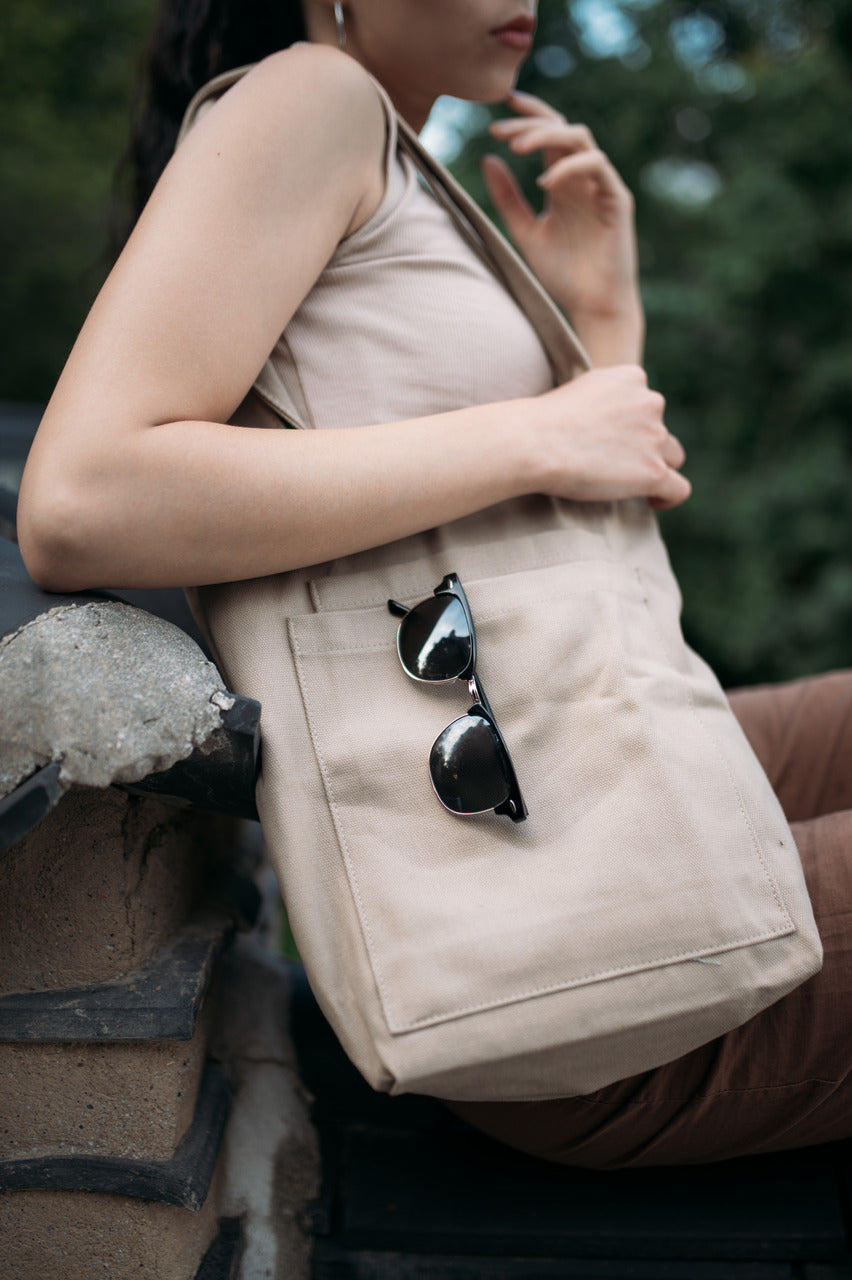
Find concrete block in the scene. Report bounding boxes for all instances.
[0,596,229,800]
[0,1060,230,1210]
[0,787,231,993]
[0,908,234,1042]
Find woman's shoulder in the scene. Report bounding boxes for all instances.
[249,41,379,93]
[174,44,388,238]
[245,42,383,110]
[181,44,386,158]
[166,44,390,259]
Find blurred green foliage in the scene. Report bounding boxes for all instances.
[453,0,852,687]
[0,0,151,396]
[1,0,850,686]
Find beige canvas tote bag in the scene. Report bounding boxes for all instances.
[180,69,822,1102]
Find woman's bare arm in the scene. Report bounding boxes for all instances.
[18,45,688,594]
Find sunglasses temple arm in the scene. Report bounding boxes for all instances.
[468,674,528,823]
[389,575,460,618]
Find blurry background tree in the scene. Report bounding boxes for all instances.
[1,0,850,687]
[0,0,151,397]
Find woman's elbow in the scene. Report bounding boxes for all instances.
[17,475,95,594]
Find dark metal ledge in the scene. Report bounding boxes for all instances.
[196,1217,244,1280]
[0,909,234,1042]
[0,761,63,854]
[0,1059,230,1210]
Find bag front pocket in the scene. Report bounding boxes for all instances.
[288,558,795,1036]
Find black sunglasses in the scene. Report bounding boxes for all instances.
[388,573,528,822]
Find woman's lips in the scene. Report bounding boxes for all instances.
[491,16,535,51]
[493,28,533,50]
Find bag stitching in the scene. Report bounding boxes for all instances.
[288,618,400,1028]
[633,566,793,928]
[296,583,641,656]
[311,549,621,611]
[380,579,797,1029]
[383,925,796,1032]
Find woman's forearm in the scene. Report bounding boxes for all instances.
[19,364,690,594]
[18,398,541,592]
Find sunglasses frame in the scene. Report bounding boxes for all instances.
[388,573,528,823]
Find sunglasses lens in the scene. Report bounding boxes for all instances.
[398,595,471,681]
[429,713,511,815]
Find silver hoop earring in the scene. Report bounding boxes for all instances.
[333,1,346,50]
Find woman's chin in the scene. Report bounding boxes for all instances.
[452,66,525,105]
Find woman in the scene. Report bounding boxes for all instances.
[17,1,852,1166]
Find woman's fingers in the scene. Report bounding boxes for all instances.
[648,428,689,508]
[649,469,692,510]
[538,369,691,509]
[537,149,626,201]
[489,119,596,157]
[661,429,686,470]
[504,88,566,121]
[480,154,537,236]
[488,118,621,201]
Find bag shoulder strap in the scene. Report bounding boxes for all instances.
[392,112,590,384]
[176,65,253,146]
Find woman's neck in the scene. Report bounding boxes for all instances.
[300,6,435,132]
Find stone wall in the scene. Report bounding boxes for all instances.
[0,561,319,1280]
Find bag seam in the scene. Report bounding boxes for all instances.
[310,546,623,612]
[288,616,401,1033]
[295,582,642,656]
[633,566,793,929]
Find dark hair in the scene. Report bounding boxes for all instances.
[121,0,305,227]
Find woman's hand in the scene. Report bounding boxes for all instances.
[530,365,691,511]
[483,90,641,348]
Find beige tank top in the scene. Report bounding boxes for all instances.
[272,79,555,427]
[179,62,557,432]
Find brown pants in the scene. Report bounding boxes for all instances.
[449,671,852,1167]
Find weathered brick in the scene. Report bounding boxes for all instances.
[0,788,231,993]
[0,1155,223,1280]
[0,987,216,1162]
